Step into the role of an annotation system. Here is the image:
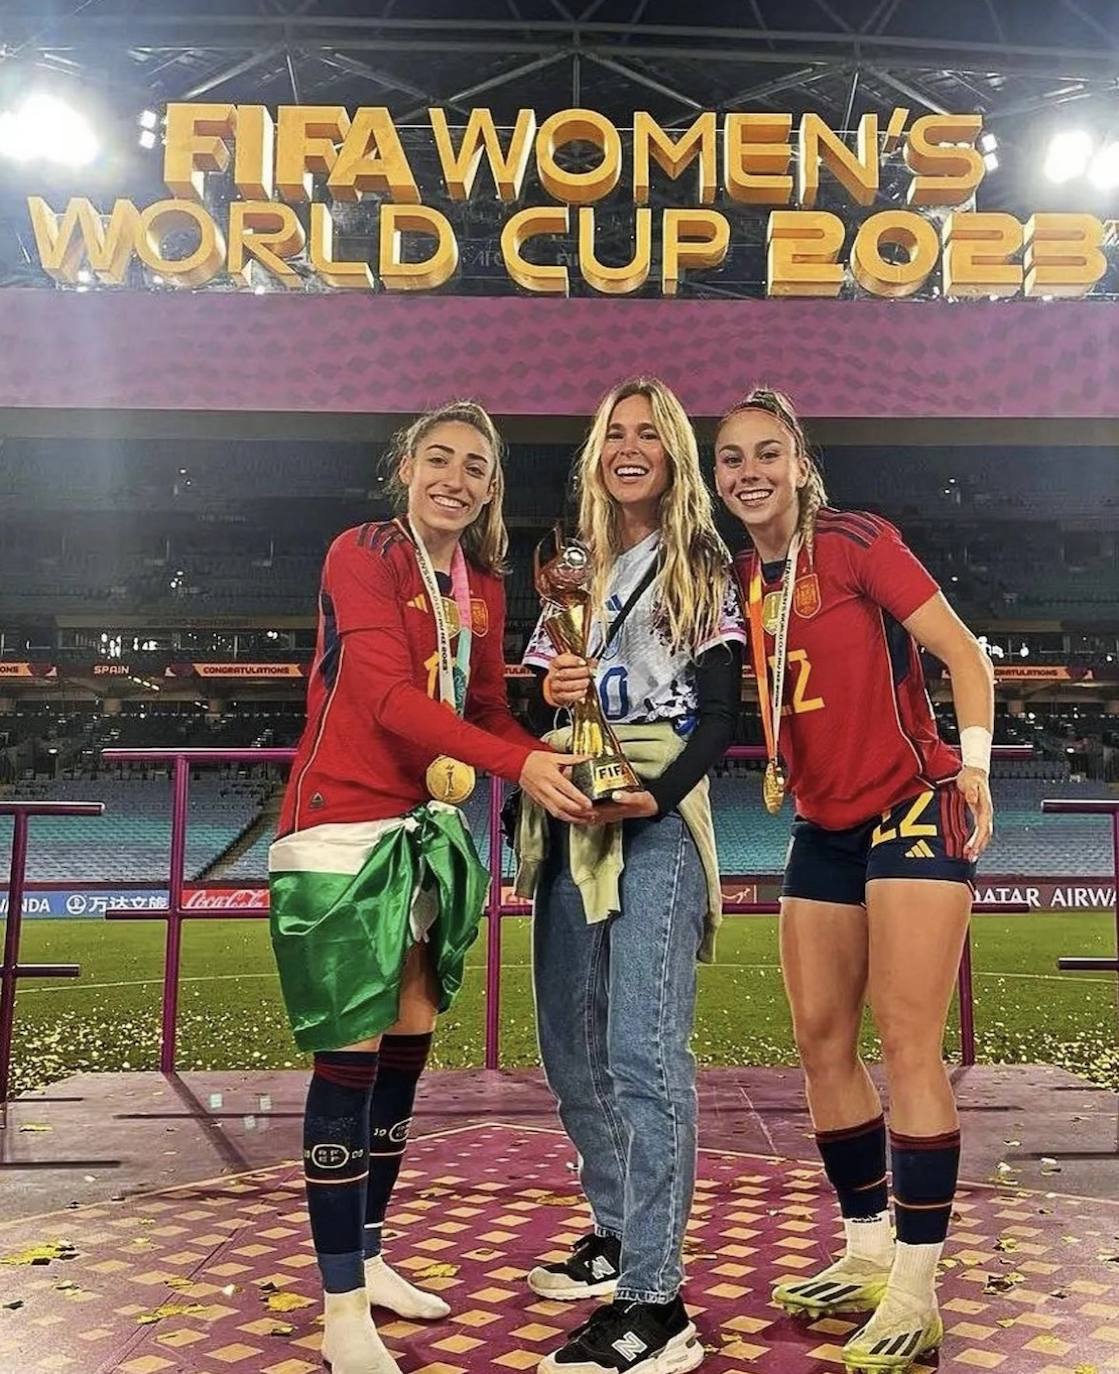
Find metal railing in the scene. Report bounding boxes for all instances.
[87,744,1036,1075]
[0,743,1048,1104]
[99,749,293,1072]
[1045,799,1119,990]
[0,801,102,1117]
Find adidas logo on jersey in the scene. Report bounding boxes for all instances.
[905,839,936,859]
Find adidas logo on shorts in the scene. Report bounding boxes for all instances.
[905,839,935,859]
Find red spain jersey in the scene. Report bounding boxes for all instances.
[278,521,540,836]
[732,509,961,831]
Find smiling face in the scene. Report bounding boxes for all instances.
[599,391,671,519]
[714,407,808,543]
[399,420,496,546]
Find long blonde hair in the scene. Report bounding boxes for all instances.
[382,400,508,574]
[718,387,827,561]
[576,376,730,653]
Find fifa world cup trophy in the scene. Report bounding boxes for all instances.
[534,531,641,803]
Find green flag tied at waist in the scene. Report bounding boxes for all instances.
[269,801,489,1053]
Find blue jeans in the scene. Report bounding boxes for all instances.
[532,812,706,1303]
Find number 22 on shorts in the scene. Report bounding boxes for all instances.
[871,791,937,847]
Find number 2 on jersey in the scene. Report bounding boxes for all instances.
[767,648,824,717]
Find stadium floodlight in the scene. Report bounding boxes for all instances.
[139,128,157,150]
[979,132,998,154]
[1088,140,1119,190]
[0,92,97,166]
[139,109,158,130]
[983,151,999,172]
[1044,129,1093,183]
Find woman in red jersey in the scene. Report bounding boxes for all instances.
[714,389,994,1374]
[269,401,588,1374]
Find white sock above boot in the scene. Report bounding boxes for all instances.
[365,1253,451,1320]
[888,1240,943,1305]
[322,1288,401,1374]
[844,1211,895,1268]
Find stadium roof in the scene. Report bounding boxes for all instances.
[3,1,1119,166]
[5,0,1119,111]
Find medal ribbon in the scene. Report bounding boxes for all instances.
[747,530,802,780]
[404,518,473,716]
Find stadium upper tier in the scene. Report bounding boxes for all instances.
[1,774,1113,886]
[0,442,1114,626]
[0,530,1114,628]
[1,442,1115,522]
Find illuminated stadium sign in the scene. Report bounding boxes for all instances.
[26,104,1113,299]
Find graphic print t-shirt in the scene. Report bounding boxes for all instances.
[524,531,746,734]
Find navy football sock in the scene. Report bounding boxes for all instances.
[363,1032,432,1260]
[816,1114,889,1218]
[303,1050,379,1292]
[890,1128,961,1245]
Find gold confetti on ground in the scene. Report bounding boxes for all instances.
[264,1291,314,1312]
[136,1303,209,1325]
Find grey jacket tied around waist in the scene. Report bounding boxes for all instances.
[513,720,723,963]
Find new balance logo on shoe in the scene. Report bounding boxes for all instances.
[611,1331,648,1361]
[588,1256,616,1280]
[905,839,935,859]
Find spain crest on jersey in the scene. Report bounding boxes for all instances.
[793,573,822,619]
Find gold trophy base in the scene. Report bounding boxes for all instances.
[569,702,641,803]
[573,756,641,804]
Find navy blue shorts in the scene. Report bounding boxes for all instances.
[782,786,976,908]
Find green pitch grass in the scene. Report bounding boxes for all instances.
[8,912,1118,1097]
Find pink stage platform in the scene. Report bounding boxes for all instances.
[1,1066,1117,1374]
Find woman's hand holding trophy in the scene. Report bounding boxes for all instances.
[535,531,649,815]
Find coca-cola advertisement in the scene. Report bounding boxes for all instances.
[182,886,269,911]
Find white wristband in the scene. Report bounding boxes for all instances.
[960,726,992,773]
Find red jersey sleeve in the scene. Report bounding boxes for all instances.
[849,515,940,624]
[325,535,534,785]
[326,530,401,634]
[465,575,545,755]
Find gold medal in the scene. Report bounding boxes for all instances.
[762,760,786,815]
[441,596,461,637]
[425,755,476,805]
[761,590,782,636]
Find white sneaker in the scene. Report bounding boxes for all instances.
[841,1286,943,1371]
[321,1288,402,1374]
[365,1253,451,1320]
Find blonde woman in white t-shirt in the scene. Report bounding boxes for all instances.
[519,377,746,1374]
